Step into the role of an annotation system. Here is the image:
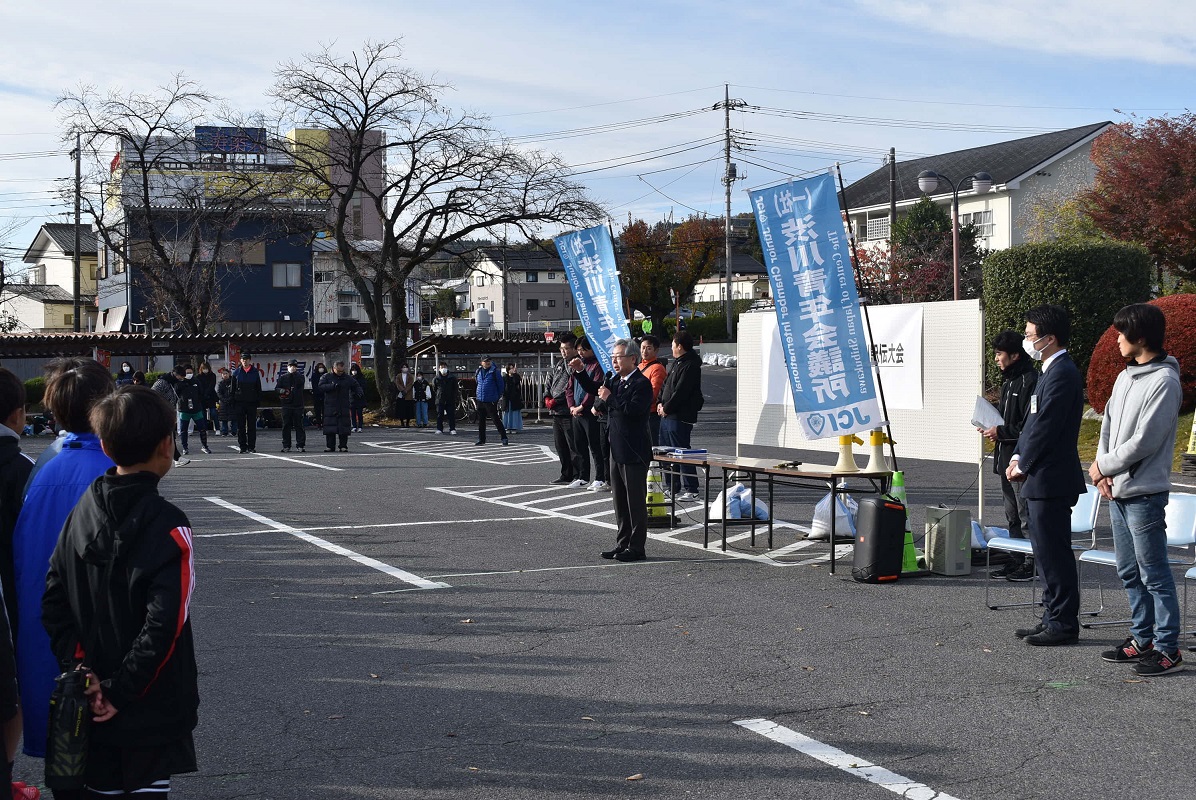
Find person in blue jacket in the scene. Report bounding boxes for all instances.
[473,355,507,446]
[12,357,114,759]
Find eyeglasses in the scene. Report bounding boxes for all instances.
[612,353,636,360]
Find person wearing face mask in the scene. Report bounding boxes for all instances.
[412,371,431,428]
[174,364,210,456]
[311,363,328,427]
[230,352,263,454]
[320,361,364,451]
[115,360,136,387]
[216,367,236,437]
[1005,304,1085,647]
[348,363,368,432]
[501,363,524,433]
[392,364,415,428]
[433,364,459,435]
[276,359,307,453]
[197,361,220,435]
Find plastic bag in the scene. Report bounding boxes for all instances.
[809,491,858,540]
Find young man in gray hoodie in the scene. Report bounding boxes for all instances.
[1090,303,1184,675]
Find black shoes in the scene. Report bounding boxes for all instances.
[1025,629,1079,646]
[550,477,572,485]
[1006,561,1036,581]
[501,438,509,446]
[614,550,646,563]
[601,547,626,559]
[475,440,485,446]
[990,561,1020,578]
[1015,622,1046,639]
[1101,637,1153,663]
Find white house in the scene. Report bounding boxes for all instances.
[842,121,1113,253]
[4,223,99,331]
[311,238,418,333]
[688,252,770,304]
[466,248,575,332]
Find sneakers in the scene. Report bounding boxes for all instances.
[501,438,509,446]
[989,561,1020,578]
[588,480,609,492]
[566,479,588,489]
[1133,648,1184,676]
[201,445,211,454]
[450,430,458,436]
[1006,561,1036,582]
[435,429,444,435]
[12,781,39,799]
[475,440,485,446]
[678,492,701,502]
[181,447,189,456]
[298,447,305,453]
[1102,636,1154,663]
[282,447,291,453]
[173,458,190,467]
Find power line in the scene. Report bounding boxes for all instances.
[494,86,723,118]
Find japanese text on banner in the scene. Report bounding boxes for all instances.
[553,224,632,374]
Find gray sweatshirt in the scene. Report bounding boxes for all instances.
[1095,355,1181,498]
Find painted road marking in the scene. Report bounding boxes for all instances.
[365,440,557,465]
[206,497,449,590]
[223,445,343,471]
[196,516,550,538]
[734,718,965,800]
[431,484,848,567]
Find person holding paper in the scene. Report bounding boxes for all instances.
[981,331,1038,581]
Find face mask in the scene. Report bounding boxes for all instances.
[317,367,324,373]
[1022,335,1048,361]
[185,372,194,380]
[439,367,448,375]
[122,365,130,373]
[288,366,296,373]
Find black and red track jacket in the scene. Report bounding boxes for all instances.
[42,469,199,747]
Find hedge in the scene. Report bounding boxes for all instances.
[983,242,1152,384]
[1086,294,1196,414]
[24,377,44,406]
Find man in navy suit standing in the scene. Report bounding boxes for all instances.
[1006,305,1087,645]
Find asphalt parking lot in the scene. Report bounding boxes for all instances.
[15,371,1196,798]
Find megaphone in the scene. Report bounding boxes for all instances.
[834,434,863,473]
[864,428,892,474]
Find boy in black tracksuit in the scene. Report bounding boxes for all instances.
[275,359,307,453]
[42,385,199,797]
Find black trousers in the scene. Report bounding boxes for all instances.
[552,415,576,480]
[436,402,456,432]
[476,401,506,443]
[611,459,649,554]
[235,404,258,451]
[1000,472,1031,565]
[1026,495,1080,635]
[282,406,306,449]
[326,432,349,449]
[572,413,606,482]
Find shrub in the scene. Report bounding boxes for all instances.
[983,241,1152,385]
[24,377,45,406]
[1086,294,1196,414]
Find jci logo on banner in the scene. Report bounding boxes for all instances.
[750,172,880,440]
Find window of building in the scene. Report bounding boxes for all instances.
[546,272,556,280]
[350,195,364,237]
[315,271,336,283]
[272,262,301,288]
[64,314,73,327]
[959,210,995,239]
[475,276,485,287]
[865,213,891,242]
[526,299,540,311]
[526,271,538,283]
[337,291,359,303]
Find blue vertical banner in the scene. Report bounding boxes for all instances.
[750,172,880,440]
[554,224,632,374]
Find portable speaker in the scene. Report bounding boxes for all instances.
[851,496,906,583]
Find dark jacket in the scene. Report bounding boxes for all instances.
[230,365,262,406]
[216,375,233,406]
[575,369,652,464]
[546,361,572,417]
[350,372,368,411]
[175,377,203,415]
[0,432,33,635]
[310,369,328,401]
[412,377,431,404]
[659,348,703,424]
[320,372,364,435]
[433,373,459,407]
[275,370,306,408]
[195,370,218,407]
[993,357,1038,473]
[42,470,199,749]
[502,372,523,411]
[1013,352,1086,500]
[114,367,135,387]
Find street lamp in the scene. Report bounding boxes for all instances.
[916,170,992,301]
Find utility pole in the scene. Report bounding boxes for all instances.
[72,133,81,332]
[888,147,897,233]
[500,241,508,337]
[717,84,746,340]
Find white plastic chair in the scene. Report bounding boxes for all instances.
[985,485,1101,611]
[1079,492,1196,628]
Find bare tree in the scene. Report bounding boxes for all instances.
[58,76,320,335]
[272,40,603,404]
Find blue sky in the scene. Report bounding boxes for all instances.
[1,0,1194,263]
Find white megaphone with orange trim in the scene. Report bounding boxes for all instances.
[833,434,863,473]
[864,428,893,474]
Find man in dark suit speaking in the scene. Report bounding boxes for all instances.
[571,338,655,562]
[1006,305,1086,646]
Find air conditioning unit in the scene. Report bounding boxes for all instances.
[338,305,358,320]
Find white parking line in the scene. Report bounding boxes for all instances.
[734,718,964,800]
[196,516,550,538]
[223,445,343,471]
[206,497,449,590]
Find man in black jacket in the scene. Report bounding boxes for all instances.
[1007,305,1086,646]
[657,331,703,499]
[230,352,262,454]
[545,333,578,485]
[43,385,199,797]
[433,365,459,435]
[276,359,307,453]
[981,330,1038,580]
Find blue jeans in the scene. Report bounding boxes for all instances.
[415,401,429,426]
[1111,492,1181,653]
[659,417,697,493]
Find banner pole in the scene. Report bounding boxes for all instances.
[835,163,898,471]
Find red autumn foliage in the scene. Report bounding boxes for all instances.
[1086,294,1196,414]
